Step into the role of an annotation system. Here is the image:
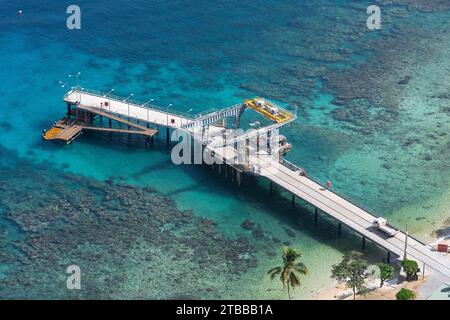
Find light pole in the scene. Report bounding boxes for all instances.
[77,87,85,105]
[104,89,115,97]
[104,89,115,111]
[182,108,193,126]
[68,72,81,88]
[68,72,81,103]
[403,225,409,260]
[123,93,134,117]
[142,99,154,122]
[142,98,154,108]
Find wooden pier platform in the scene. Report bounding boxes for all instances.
[43,119,83,143]
[44,104,158,144]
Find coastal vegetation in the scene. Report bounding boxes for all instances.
[331,251,368,300]
[267,247,309,300]
[401,259,420,281]
[378,263,395,288]
[396,288,416,300]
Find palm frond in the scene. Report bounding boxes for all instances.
[267,266,282,280]
[294,262,309,275]
[289,272,301,288]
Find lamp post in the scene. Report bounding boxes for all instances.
[142,98,154,108]
[104,89,115,111]
[104,89,115,97]
[78,87,85,105]
[68,72,81,103]
[142,99,154,122]
[182,108,193,126]
[166,103,173,126]
[123,93,134,117]
[403,225,409,260]
[68,72,81,88]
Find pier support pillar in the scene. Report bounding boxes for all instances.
[291,194,295,209]
[422,263,425,280]
[218,164,222,174]
[166,128,170,146]
[362,236,366,250]
[67,103,71,118]
[314,208,318,224]
[225,165,228,178]
[338,222,342,236]
[267,130,272,155]
[109,119,112,128]
[386,251,391,264]
[151,136,154,148]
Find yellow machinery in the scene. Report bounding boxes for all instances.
[43,127,62,140]
[244,98,292,124]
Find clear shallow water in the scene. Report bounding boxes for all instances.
[0,1,449,299]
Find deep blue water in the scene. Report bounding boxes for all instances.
[0,0,449,299]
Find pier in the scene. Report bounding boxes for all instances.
[46,88,450,283]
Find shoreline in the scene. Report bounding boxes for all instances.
[311,234,450,300]
[312,276,431,300]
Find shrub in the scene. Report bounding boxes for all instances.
[377,263,394,288]
[396,288,415,300]
[401,259,419,281]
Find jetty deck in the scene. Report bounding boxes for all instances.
[253,152,450,282]
[46,88,450,284]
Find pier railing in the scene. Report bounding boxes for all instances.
[66,88,219,120]
[279,158,425,245]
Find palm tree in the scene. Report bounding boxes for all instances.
[267,246,309,300]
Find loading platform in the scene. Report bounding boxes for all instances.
[44,102,158,144]
[45,87,450,285]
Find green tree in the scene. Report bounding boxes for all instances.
[331,250,368,300]
[267,247,309,300]
[377,263,394,288]
[401,259,419,281]
[396,288,415,300]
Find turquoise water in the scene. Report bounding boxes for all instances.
[0,1,449,299]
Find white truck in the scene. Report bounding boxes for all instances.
[373,217,398,237]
